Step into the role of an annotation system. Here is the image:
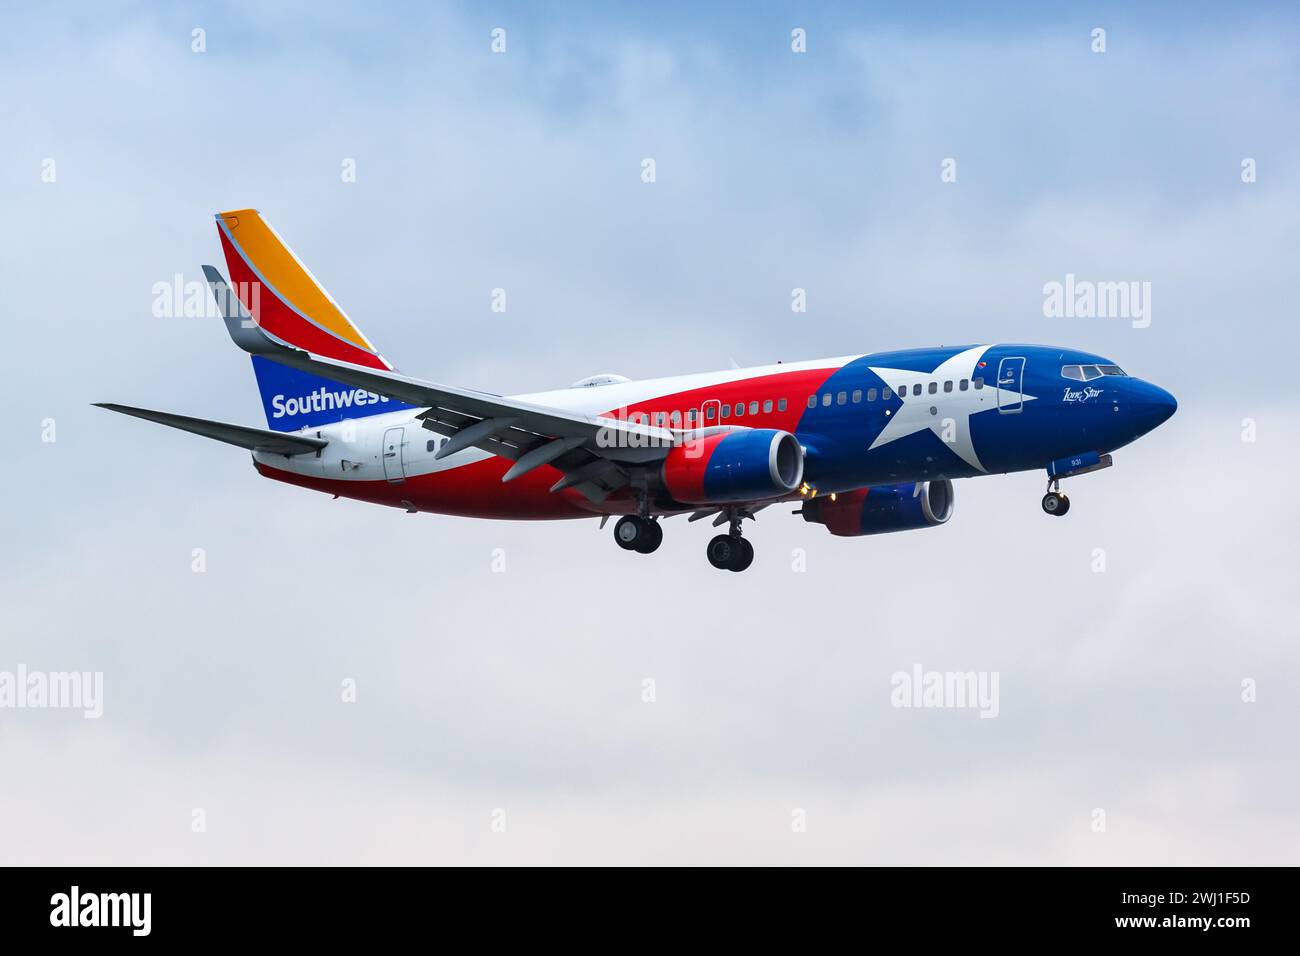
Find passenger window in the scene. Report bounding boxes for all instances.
[882,387,892,400]
[959,379,969,391]
[734,403,744,418]
[851,389,862,403]
[669,411,681,426]
[867,388,878,402]
[778,398,787,411]
[928,382,937,394]
[973,378,984,389]
[721,404,730,418]
[912,384,922,396]
[705,405,716,420]
[749,401,759,414]
[806,395,816,409]
[687,408,698,424]
[763,399,773,413]
[836,391,847,405]
[655,412,666,425]
[943,380,953,393]
[822,394,832,407]
[427,439,438,453]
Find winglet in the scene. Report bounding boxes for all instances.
[203,264,279,356]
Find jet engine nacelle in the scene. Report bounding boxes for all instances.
[801,479,954,536]
[661,429,804,504]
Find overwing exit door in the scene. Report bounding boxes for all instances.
[700,399,721,427]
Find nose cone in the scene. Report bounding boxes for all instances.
[1130,380,1178,435]
[1155,385,1177,423]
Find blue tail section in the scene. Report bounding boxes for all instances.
[251,356,414,431]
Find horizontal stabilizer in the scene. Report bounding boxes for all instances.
[92,403,327,456]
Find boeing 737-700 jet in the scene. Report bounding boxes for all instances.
[97,209,1178,572]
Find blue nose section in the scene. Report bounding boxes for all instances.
[1130,380,1177,435]
[1154,385,1177,423]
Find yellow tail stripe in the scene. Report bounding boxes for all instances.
[216,209,375,352]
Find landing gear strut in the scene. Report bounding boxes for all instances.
[706,511,755,572]
[614,515,662,553]
[1041,479,1071,517]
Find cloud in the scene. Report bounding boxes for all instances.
[2,2,1297,864]
[4,402,1297,863]
[6,734,1298,865]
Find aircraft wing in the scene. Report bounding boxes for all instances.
[93,403,327,456]
[204,267,675,501]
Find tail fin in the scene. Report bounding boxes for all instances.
[214,209,411,431]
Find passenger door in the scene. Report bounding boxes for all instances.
[382,426,406,483]
[996,357,1026,414]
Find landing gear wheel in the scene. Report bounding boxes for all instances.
[729,537,754,572]
[634,519,663,554]
[614,516,647,550]
[1041,492,1067,516]
[1056,494,1071,516]
[707,534,738,570]
[707,534,754,571]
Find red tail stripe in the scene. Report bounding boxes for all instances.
[219,229,389,371]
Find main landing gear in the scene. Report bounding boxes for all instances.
[1041,479,1071,517]
[614,515,662,554]
[706,511,754,572]
[613,509,756,571]
[706,534,753,572]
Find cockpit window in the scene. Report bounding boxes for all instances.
[1062,363,1123,381]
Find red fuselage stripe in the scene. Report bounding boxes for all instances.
[259,365,844,517]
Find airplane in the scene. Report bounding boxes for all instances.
[97,209,1178,572]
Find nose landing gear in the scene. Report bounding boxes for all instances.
[1041,479,1071,516]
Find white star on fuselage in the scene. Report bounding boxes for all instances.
[866,345,1034,473]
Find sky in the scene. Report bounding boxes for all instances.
[2,1,1298,864]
